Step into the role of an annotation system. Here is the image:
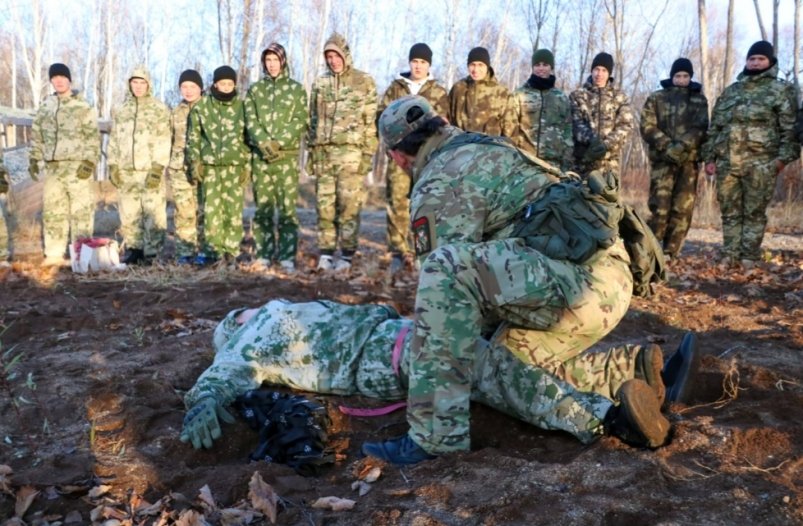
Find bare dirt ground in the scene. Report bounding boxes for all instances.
[0,208,802,525]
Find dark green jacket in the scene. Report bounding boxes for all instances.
[640,80,709,163]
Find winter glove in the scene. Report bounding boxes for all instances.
[0,165,8,194]
[108,164,121,187]
[663,142,687,165]
[359,152,374,175]
[180,397,237,449]
[146,163,163,190]
[307,146,324,177]
[28,162,40,182]
[76,160,96,180]
[188,161,204,184]
[582,136,607,164]
[259,140,281,162]
[239,165,252,186]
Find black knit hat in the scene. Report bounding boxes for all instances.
[213,65,237,83]
[747,40,774,59]
[409,43,433,64]
[48,63,71,82]
[591,52,614,74]
[261,43,287,72]
[670,58,693,78]
[467,47,491,68]
[178,69,203,89]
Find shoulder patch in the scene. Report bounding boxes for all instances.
[412,216,432,256]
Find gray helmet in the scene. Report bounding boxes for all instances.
[378,95,436,148]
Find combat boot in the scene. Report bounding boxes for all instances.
[604,379,671,448]
[634,344,666,406]
[122,248,145,265]
[662,332,699,404]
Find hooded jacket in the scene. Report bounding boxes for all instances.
[702,64,798,166]
[569,78,634,165]
[512,75,573,170]
[377,73,449,129]
[640,79,709,163]
[448,70,517,137]
[30,89,99,164]
[245,57,308,158]
[108,66,171,170]
[308,33,377,154]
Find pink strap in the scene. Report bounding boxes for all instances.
[338,324,411,417]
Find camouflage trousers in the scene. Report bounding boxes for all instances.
[169,169,201,258]
[408,239,633,454]
[0,194,8,260]
[252,154,300,261]
[117,169,166,256]
[315,145,364,252]
[42,161,94,259]
[385,162,413,255]
[200,165,245,258]
[187,299,614,445]
[716,159,777,260]
[647,161,700,257]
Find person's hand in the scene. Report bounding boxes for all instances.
[180,397,236,449]
[259,140,281,162]
[146,163,163,190]
[663,142,686,165]
[28,162,40,182]
[360,152,374,175]
[775,159,785,174]
[704,162,716,176]
[108,164,121,187]
[582,136,607,164]
[76,160,96,180]
[239,165,252,186]
[188,161,204,184]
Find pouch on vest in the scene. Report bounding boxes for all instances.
[619,205,666,297]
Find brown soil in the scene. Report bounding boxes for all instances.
[0,216,801,525]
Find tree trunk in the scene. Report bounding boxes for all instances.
[772,0,780,53]
[724,0,734,84]
[698,0,711,113]
[237,0,254,86]
[795,0,801,99]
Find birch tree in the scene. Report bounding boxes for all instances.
[11,0,47,107]
[698,0,711,111]
[724,0,734,84]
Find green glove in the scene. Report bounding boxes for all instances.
[360,152,374,175]
[76,160,96,180]
[108,164,121,187]
[664,142,687,165]
[188,161,204,184]
[259,140,281,162]
[146,163,163,190]
[582,136,607,164]
[0,165,8,194]
[239,165,252,186]
[28,162,40,182]
[180,397,236,449]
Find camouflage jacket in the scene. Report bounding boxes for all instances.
[169,100,197,172]
[448,73,517,136]
[511,75,573,170]
[409,126,562,258]
[640,80,709,163]
[30,90,100,163]
[245,67,308,158]
[108,67,171,170]
[702,64,798,165]
[569,79,634,161]
[186,94,251,167]
[308,33,378,154]
[377,73,449,128]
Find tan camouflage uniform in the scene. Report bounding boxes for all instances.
[570,78,635,181]
[400,122,645,455]
[641,79,709,257]
[30,89,100,259]
[378,74,449,257]
[245,55,308,263]
[308,33,377,255]
[701,64,798,261]
[512,75,573,170]
[448,72,517,137]
[186,300,615,445]
[108,67,171,257]
[186,90,251,259]
[169,99,202,258]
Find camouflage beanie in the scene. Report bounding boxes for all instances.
[49,63,71,82]
[531,49,554,68]
[591,52,614,74]
[669,58,693,78]
[747,40,774,60]
[178,69,203,89]
[379,95,436,148]
[261,43,287,72]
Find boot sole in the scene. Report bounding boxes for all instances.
[619,380,671,448]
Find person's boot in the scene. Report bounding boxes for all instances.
[122,248,145,265]
[361,435,436,465]
[662,332,700,404]
[634,344,666,406]
[604,379,671,449]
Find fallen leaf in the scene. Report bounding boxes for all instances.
[0,464,13,495]
[311,496,356,511]
[351,480,373,496]
[175,509,210,526]
[248,471,278,524]
[359,466,382,483]
[15,486,40,518]
[88,485,112,499]
[65,510,84,524]
[198,484,217,511]
[220,507,257,526]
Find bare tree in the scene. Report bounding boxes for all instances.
[752,0,768,41]
[603,0,625,88]
[237,0,254,84]
[724,0,734,84]
[698,0,711,112]
[525,0,553,51]
[772,0,780,52]
[795,0,801,97]
[11,0,47,107]
[443,0,461,87]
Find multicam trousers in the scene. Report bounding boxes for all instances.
[169,169,201,258]
[315,145,364,253]
[117,169,166,257]
[252,154,300,262]
[42,161,95,259]
[385,161,413,256]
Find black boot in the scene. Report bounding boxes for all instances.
[123,248,145,265]
[604,379,671,448]
[662,332,700,404]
